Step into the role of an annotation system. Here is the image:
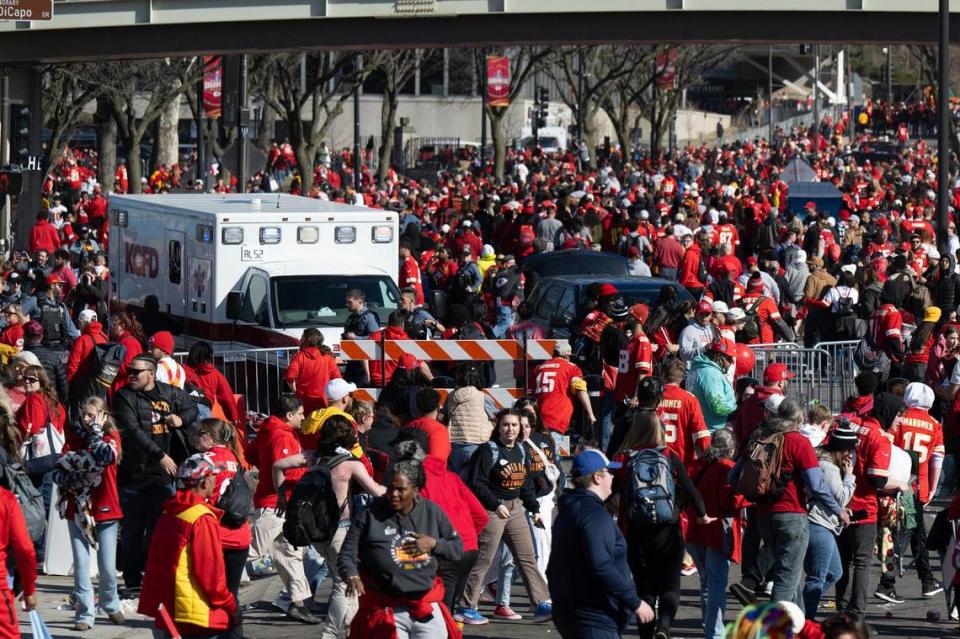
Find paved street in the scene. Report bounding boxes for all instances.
[23,510,960,639]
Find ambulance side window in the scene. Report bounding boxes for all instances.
[243,275,269,326]
[169,240,182,284]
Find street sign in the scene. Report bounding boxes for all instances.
[0,171,22,197]
[0,0,53,22]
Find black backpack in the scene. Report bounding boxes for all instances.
[39,300,66,344]
[282,454,353,547]
[0,461,45,543]
[737,297,764,343]
[73,341,127,402]
[218,467,253,529]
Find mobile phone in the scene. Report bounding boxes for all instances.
[849,509,868,522]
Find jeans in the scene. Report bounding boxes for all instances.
[69,520,121,627]
[686,542,729,639]
[492,302,515,339]
[757,512,809,606]
[440,549,478,612]
[120,481,174,589]
[659,267,678,282]
[600,393,616,452]
[448,443,479,478]
[836,522,877,616]
[553,606,623,639]
[315,522,357,639]
[802,523,842,618]
[494,544,516,607]
[303,544,328,594]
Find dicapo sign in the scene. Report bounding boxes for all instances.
[0,0,53,21]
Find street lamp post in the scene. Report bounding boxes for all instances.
[937,0,950,253]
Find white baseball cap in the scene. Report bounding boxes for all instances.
[325,378,358,401]
[78,309,98,323]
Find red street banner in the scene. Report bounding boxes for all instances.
[487,56,510,108]
[656,49,677,90]
[203,56,223,119]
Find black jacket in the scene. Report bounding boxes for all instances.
[113,381,198,488]
[24,342,68,405]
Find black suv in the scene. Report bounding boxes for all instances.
[526,275,694,338]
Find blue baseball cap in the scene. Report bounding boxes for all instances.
[571,449,622,477]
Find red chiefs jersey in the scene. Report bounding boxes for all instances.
[613,331,653,403]
[892,407,945,503]
[399,255,424,304]
[843,416,892,525]
[711,223,740,249]
[657,383,711,466]
[533,358,584,434]
[739,294,782,344]
[869,304,903,360]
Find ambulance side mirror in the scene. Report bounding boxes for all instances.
[226,291,243,320]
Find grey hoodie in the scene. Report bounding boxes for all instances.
[808,453,856,535]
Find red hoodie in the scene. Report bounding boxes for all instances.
[368,326,409,387]
[685,458,749,563]
[418,456,487,552]
[248,416,306,508]
[732,386,782,448]
[285,346,341,415]
[66,321,108,381]
[679,244,705,288]
[185,362,240,423]
[139,490,237,635]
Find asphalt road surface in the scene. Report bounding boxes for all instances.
[27,507,958,638]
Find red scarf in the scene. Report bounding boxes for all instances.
[349,576,461,639]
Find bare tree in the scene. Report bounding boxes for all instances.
[909,45,960,180]
[41,65,102,174]
[86,59,200,193]
[473,48,551,178]
[368,49,441,185]
[250,52,373,194]
[543,46,635,165]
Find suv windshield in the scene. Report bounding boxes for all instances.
[272,275,399,327]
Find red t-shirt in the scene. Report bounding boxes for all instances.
[870,304,903,360]
[405,416,452,462]
[613,331,653,403]
[753,431,819,515]
[208,445,253,550]
[893,407,945,503]
[533,358,584,434]
[249,417,306,509]
[657,383,711,467]
[399,255,424,304]
[845,416,892,524]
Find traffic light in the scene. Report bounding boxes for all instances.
[536,86,549,105]
[536,102,548,128]
[11,105,30,167]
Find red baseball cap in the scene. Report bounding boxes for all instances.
[598,283,619,298]
[696,300,714,315]
[708,337,736,357]
[45,273,64,286]
[398,353,419,370]
[763,363,796,384]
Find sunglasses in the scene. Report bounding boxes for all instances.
[23,377,39,384]
[127,368,150,377]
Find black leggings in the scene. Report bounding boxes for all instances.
[440,549,479,611]
[627,523,684,639]
[223,548,248,597]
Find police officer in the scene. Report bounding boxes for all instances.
[342,289,380,385]
[399,287,444,340]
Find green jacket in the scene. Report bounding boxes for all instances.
[687,353,737,431]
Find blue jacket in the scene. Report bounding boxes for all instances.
[687,353,737,431]
[547,489,641,630]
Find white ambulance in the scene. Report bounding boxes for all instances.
[108,194,400,351]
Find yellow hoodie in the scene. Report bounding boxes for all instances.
[301,407,364,459]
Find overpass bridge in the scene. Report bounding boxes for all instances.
[2,0,960,63]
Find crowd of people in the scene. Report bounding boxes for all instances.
[3,97,960,639]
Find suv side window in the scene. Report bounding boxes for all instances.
[557,286,575,320]
[536,285,564,319]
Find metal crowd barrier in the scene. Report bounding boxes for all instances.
[174,338,865,419]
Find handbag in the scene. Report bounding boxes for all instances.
[528,439,561,489]
[20,405,65,482]
[29,610,54,639]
